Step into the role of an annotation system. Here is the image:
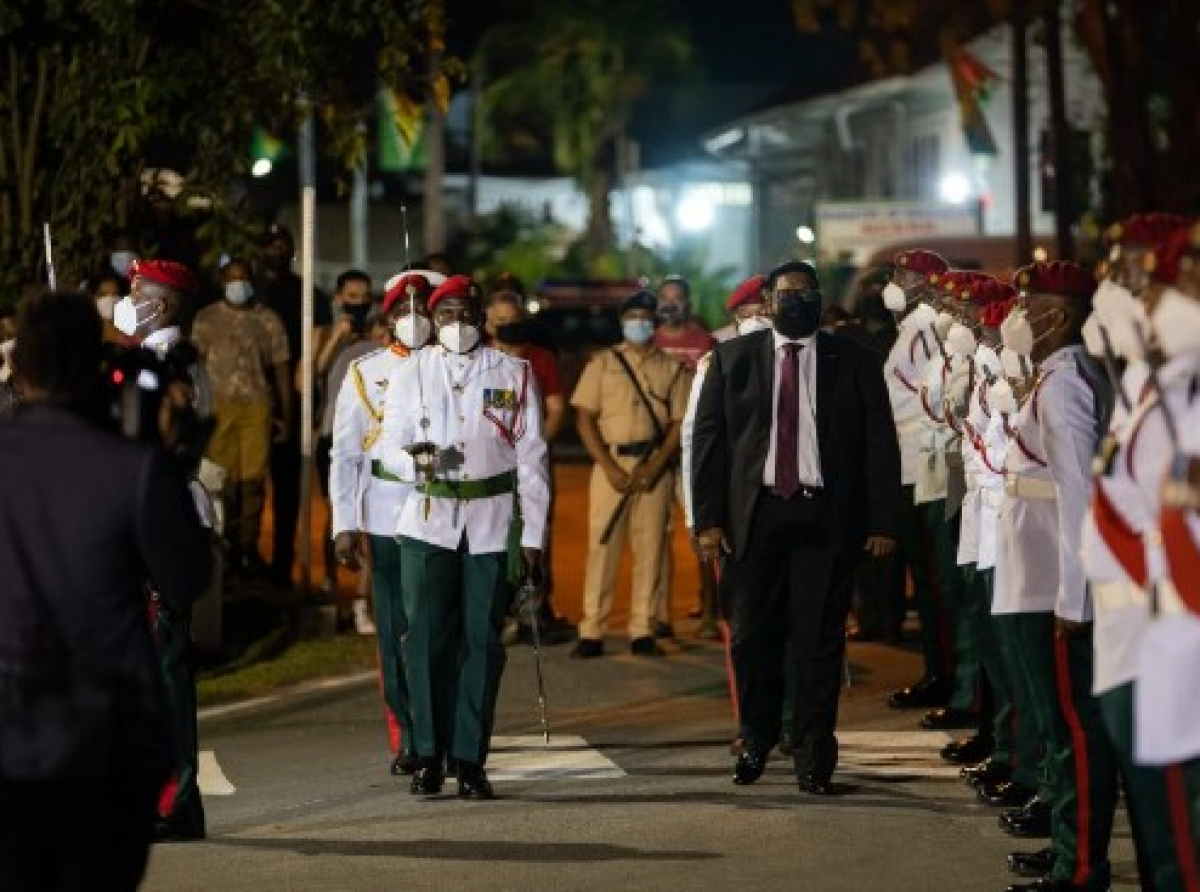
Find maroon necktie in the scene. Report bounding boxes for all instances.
[774,342,802,498]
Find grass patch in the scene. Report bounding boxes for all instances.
[197,635,378,706]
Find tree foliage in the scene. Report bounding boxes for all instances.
[476,0,693,264]
[791,0,1200,218]
[0,0,452,305]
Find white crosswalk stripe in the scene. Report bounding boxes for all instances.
[486,735,626,781]
[198,750,237,796]
[835,730,961,779]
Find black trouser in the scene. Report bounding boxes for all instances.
[154,599,201,826]
[315,435,337,586]
[724,487,853,781]
[269,413,302,582]
[0,777,159,892]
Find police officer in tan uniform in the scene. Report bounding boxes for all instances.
[571,290,687,658]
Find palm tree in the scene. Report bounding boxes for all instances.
[476,0,692,261]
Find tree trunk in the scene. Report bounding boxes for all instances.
[1011,10,1032,266]
[1044,1,1075,260]
[1161,0,1200,212]
[584,167,613,261]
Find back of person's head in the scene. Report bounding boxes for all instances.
[13,290,103,406]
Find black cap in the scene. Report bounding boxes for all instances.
[765,260,820,291]
[621,289,657,315]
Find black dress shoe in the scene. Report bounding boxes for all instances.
[961,757,1012,788]
[456,762,495,800]
[391,751,420,776]
[1006,878,1089,892]
[732,749,770,786]
[410,760,445,796]
[1000,798,1051,838]
[979,779,1038,807]
[887,676,950,709]
[630,636,666,657]
[940,734,992,764]
[569,638,603,659]
[919,706,979,730]
[653,622,675,640]
[1008,848,1055,878]
[796,774,841,796]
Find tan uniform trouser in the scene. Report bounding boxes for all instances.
[579,458,673,641]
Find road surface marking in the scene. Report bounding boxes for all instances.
[199,750,237,795]
[836,730,961,779]
[487,735,626,781]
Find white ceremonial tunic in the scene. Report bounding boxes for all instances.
[680,352,710,530]
[914,350,953,505]
[954,345,1000,566]
[885,323,935,487]
[1131,352,1200,764]
[993,346,1095,618]
[975,406,1009,571]
[378,344,550,554]
[329,346,415,538]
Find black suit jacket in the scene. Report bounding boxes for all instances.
[691,329,900,561]
[0,405,211,781]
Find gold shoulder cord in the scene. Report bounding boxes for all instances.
[352,362,385,450]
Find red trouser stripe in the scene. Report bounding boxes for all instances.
[375,656,401,755]
[1054,635,1093,887]
[1166,764,1200,892]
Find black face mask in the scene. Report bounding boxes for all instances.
[773,289,822,339]
[344,303,372,329]
[495,320,533,345]
[657,303,685,325]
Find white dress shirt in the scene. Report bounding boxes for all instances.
[763,330,822,488]
[329,346,414,538]
[680,352,711,529]
[378,344,550,554]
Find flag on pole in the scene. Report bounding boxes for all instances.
[946,43,1000,157]
[377,89,427,173]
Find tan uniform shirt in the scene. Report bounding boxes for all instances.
[192,301,289,403]
[570,344,688,446]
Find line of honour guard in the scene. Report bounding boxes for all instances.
[879,215,1200,892]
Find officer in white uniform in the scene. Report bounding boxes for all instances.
[378,275,550,800]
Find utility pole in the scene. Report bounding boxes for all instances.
[1044,1,1075,260]
[297,93,316,595]
[1012,6,1032,265]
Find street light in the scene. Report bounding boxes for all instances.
[251,158,273,178]
[795,225,816,245]
[938,172,972,205]
[676,191,714,233]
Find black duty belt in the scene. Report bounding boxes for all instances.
[613,440,657,457]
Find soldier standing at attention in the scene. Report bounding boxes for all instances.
[378,275,550,800]
[570,290,687,659]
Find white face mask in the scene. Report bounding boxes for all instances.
[0,339,13,383]
[903,302,938,333]
[1151,287,1200,359]
[112,294,160,338]
[946,323,977,357]
[975,343,1001,379]
[225,281,253,305]
[1092,279,1149,361]
[437,321,480,354]
[394,313,432,349]
[735,315,773,337]
[110,250,137,278]
[1081,312,1107,358]
[1000,346,1029,382]
[1000,307,1035,356]
[95,294,116,322]
[882,282,907,313]
[934,310,956,338]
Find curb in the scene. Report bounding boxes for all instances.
[197,670,377,722]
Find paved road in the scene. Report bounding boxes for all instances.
[144,628,1138,892]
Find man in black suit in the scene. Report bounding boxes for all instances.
[691,261,900,795]
[0,290,211,891]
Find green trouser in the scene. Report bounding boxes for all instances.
[992,614,1042,787]
[969,568,1012,760]
[951,561,984,716]
[1100,682,1193,891]
[1015,622,1118,890]
[399,536,509,766]
[923,499,971,707]
[154,599,200,822]
[899,485,943,679]
[370,535,414,758]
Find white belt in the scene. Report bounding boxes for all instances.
[1004,473,1057,501]
[1092,580,1147,613]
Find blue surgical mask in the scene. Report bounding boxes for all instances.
[225,281,254,305]
[623,319,655,345]
[110,250,137,278]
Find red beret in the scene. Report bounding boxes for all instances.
[382,273,433,314]
[1013,261,1096,301]
[725,275,766,311]
[980,296,1017,329]
[931,269,990,301]
[1105,213,1189,248]
[427,274,479,311]
[1146,225,1198,285]
[130,258,197,294]
[894,249,949,276]
[963,277,1016,308]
